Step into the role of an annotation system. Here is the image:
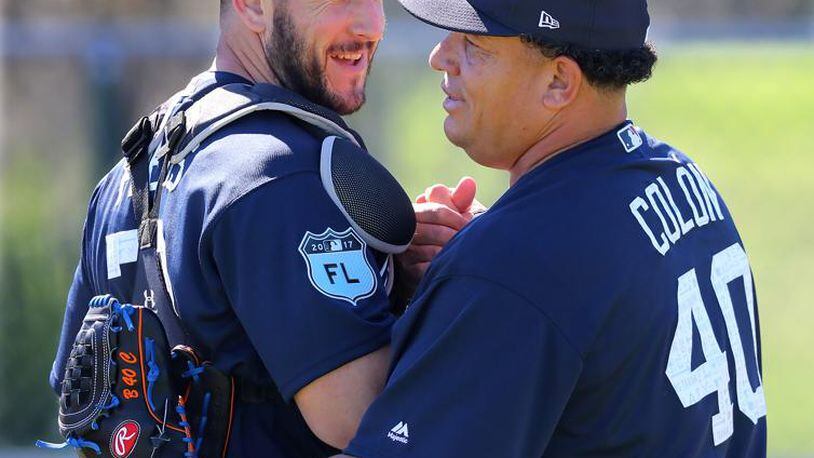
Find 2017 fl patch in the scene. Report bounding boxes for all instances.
[298,227,377,305]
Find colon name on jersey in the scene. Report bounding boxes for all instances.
[629,162,725,256]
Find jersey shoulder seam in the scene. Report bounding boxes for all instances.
[428,273,586,361]
[198,169,321,250]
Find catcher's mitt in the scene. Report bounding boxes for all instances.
[37,295,234,457]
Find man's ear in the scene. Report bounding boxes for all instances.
[231,0,269,34]
[541,56,583,110]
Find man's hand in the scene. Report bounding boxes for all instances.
[415,176,486,219]
[395,177,485,299]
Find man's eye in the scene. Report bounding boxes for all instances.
[464,37,479,49]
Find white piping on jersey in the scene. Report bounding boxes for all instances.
[156,219,181,319]
[384,254,395,296]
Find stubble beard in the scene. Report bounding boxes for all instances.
[265,7,371,115]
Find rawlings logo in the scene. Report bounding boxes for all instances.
[110,420,140,458]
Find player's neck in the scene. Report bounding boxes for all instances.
[213,27,279,86]
[509,98,628,186]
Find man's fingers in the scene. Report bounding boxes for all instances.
[426,184,455,208]
[412,222,458,246]
[415,193,427,204]
[414,202,469,230]
[451,177,477,213]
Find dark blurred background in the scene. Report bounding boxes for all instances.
[1,1,812,456]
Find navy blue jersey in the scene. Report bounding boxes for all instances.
[51,72,396,457]
[347,122,766,457]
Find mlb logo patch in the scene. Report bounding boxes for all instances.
[617,125,643,153]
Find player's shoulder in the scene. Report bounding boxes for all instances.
[173,109,346,214]
[85,110,328,219]
[434,202,601,290]
[84,158,131,215]
[198,109,325,179]
[175,79,362,187]
[444,173,638,278]
[425,126,684,305]
[177,119,414,252]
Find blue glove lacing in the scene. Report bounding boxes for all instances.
[35,436,102,455]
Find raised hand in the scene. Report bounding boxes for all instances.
[395,177,486,302]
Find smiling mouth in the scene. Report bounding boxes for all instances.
[327,42,374,70]
[329,50,364,65]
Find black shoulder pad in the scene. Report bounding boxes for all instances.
[320,136,416,254]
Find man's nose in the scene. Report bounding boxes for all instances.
[349,0,385,42]
[429,33,458,75]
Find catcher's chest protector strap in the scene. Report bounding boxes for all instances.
[168,82,365,165]
[167,83,415,253]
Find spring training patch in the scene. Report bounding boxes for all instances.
[298,228,377,305]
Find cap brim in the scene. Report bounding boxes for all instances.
[397,0,518,37]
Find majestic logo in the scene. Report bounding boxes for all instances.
[387,421,410,444]
[110,420,140,458]
[538,11,560,29]
[299,228,377,305]
[617,124,644,153]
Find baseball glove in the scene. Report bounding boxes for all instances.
[37,295,234,457]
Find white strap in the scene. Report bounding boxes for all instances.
[171,102,360,165]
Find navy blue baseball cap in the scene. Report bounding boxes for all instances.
[397,0,650,50]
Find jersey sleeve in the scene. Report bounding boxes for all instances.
[49,179,105,394]
[207,172,396,400]
[345,276,583,458]
[49,263,95,394]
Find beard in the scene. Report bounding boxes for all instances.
[265,6,374,115]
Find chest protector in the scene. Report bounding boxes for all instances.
[37,81,415,457]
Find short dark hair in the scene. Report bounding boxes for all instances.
[520,36,658,91]
[220,0,230,13]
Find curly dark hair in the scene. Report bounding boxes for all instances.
[520,36,658,91]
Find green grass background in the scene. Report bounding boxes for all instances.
[355,43,814,455]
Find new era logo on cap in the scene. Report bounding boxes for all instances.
[538,11,560,29]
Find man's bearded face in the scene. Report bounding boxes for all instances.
[264,3,382,115]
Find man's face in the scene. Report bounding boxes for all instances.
[264,0,384,115]
[429,33,551,169]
